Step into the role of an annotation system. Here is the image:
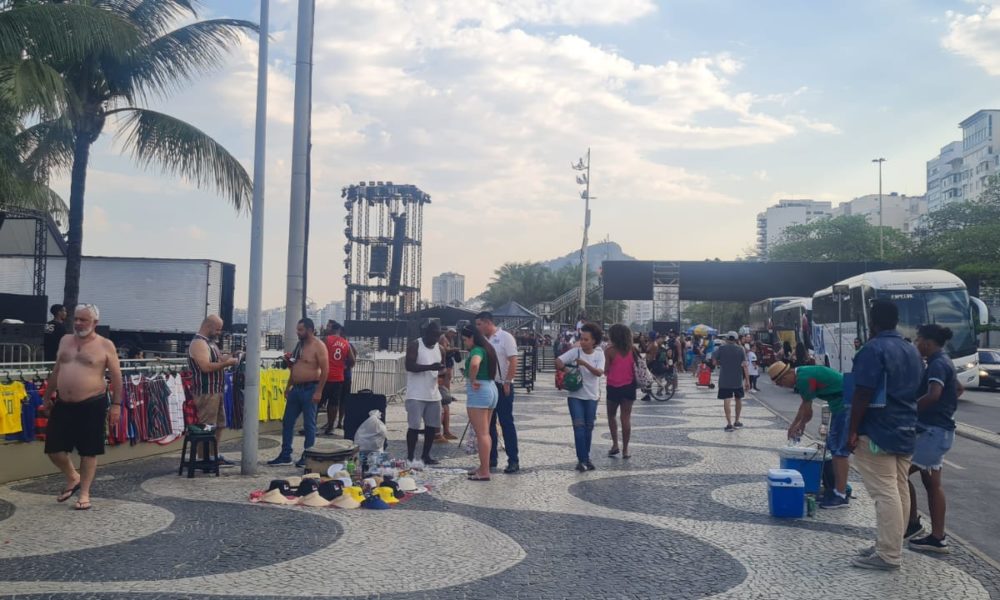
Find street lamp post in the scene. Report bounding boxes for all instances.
[872,157,886,260]
[572,149,593,317]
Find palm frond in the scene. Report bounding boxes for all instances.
[16,117,75,182]
[110,107,250,212]
[0,4,138,61]
[0,158,68,218]
[109,18,257,102]
[0,58,67,118]
[93,0,199,40]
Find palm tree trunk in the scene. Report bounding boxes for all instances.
[63,133,91,314]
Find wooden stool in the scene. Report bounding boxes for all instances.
[178,430,220,478]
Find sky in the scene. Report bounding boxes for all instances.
[51,0,1000,309]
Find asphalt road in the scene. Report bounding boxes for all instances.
[750,378,1000,565]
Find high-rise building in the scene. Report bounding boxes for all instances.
[926,109,1000,213]
[831,193,927,234]
[431,272,465,306]
[755,199,832,257]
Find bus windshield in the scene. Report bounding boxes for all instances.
[876,289,976,359]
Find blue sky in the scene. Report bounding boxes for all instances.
[52,0,1000,308]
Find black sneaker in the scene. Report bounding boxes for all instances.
[905,518,924,540]
[575,462,587,472]
[267,455,293,466]
[422,456,440,466]
[734,421,744,428]
[640,394,651,402]
[503,462,520,474]
[294,456,306,468]
[217,455,237,468]
[584,461,596,471]
[908,534,950,554]
[724,424,735,432]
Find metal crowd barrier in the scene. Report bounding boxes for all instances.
[0,344,37,365]
[349,356,408,403]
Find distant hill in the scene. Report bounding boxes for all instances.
[541,241,635,272]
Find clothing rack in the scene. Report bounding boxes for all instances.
[0,358,189,382]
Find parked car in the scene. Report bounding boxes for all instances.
[977,349,1000,390]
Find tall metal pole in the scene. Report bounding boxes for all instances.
[579,148,591,315]
[242,0,269,474]
[872,157,886,260]
[284,0,315,350]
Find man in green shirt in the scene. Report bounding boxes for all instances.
[769,361,851,509]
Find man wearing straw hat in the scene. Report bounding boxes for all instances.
[768,360,850,509]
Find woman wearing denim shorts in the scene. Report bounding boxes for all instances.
[462,325,499,481]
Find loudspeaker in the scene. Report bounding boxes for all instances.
[368,245,389,278]
[388,214,406,295]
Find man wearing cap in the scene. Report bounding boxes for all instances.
[769,361,850,509]
[848,300,923,571]
[712,332,750,432]
[476,311,520,474]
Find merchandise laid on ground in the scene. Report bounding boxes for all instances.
[0,376,998,599]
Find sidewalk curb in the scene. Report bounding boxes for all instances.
[749,390,1000,574]
[956,422,1000,450]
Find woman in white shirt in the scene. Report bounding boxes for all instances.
[555,323,606,472]
[745,343,760,391]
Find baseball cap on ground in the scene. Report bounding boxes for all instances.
[296,478,320,497]
[259,488,294,505]
[267,480,293,496]
[767,361,792,382]
[318,480,343,501]
[331,495,360,509]
[361,495,391,510]
[298,491,331,508]
[374,487,400,504]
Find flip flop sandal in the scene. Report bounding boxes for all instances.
[622,454,632,460]
[73,500,92,511]
[607,448,621,457]
[467,474,491,481]
[57,483,81,503]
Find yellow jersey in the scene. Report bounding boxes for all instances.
[0,382,26,435]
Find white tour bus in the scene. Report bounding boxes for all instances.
[812,269,982,388]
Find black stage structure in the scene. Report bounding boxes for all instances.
[602,260,894,332]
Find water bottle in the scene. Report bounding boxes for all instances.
[806,496,817,517]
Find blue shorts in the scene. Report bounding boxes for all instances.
[911,425,955,471]
[826,408,850,458]
[466,380,498,409]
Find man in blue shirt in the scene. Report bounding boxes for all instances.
[906,323,960,554]
[848,300,924,571]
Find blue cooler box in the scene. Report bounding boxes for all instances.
[768,468,805,518]
[779,446,829,494]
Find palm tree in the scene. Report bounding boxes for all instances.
[0,1,137,216]
[16,0,256,311]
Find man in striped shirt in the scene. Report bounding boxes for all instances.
[188,316,238,466]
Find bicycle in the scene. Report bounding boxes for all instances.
[647,370,677,402]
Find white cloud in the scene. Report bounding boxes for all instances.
[942,3,1000,75]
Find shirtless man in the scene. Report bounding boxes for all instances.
[268,318,328,468]
[44,304,122,510]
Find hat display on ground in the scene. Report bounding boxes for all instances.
[379,480,399,492]
[298,491,332,508]
[767,361,792,382]
[326,464,345,478]
[330,495,361,509]
[318,480,343,501]
[285,476,303,488]
[334,470,351,479]
[344,486,366,503]
[302,472,321,480]
[361,495,390,510]
[374,487,399,504]
[296,478,320,497]
[337,476,353,489]
[259,488,294,505]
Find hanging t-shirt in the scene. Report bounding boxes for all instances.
[0,382,26,435]
[558,347,606,401]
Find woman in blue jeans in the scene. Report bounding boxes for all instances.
[555,322,606,472]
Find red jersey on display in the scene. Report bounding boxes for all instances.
[325,335,351,382]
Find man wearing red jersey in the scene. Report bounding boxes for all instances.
[322,321,354,435]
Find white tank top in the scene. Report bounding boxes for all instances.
[406,341,442,402]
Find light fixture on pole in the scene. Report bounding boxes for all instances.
[832,284,849,372]
[871,157,886,260]
[572,149,593,317]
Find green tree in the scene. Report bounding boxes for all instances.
[15,0,255,310]
[915,174,1000,280]
[768,215,912,262]
[0,1,137,214]
[479,262,556,309]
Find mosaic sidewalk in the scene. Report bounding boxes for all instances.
[1,376,998,600]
